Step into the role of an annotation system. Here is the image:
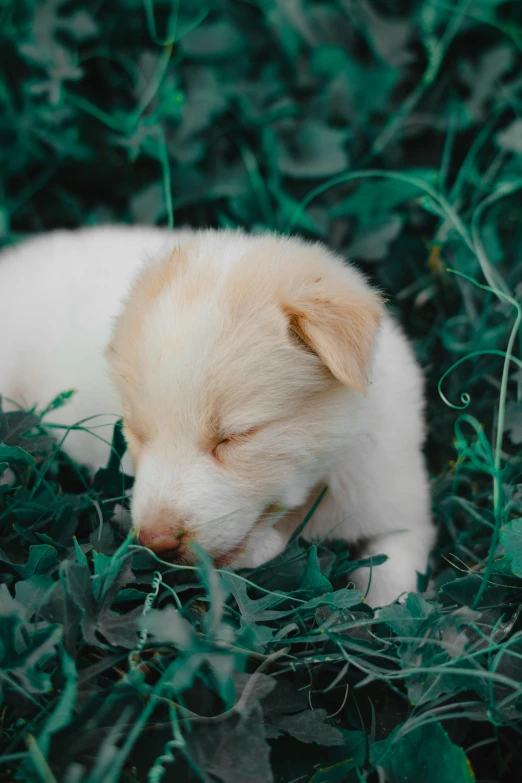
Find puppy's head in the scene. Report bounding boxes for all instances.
[106,231,382,567]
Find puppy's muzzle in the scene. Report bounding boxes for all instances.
[138,507,188,560]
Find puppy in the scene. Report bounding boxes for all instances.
[0,226,435,606]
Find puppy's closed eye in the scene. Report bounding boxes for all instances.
[212,426,262,459]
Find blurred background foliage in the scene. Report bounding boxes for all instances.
[1,0,522,781]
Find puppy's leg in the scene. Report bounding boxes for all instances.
[322,442,435,607]
[236,525,289,569]
[352,524,436,608]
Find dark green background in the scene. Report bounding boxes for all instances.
[1,1,522,782]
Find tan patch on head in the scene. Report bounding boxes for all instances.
[106,236,226,460]
[105,247,187,460]
[122,244,188,331]
[105,244,187,386]
[106,238,221,391]
[283,289,382,393]
[227,236,384,394]
[134,245,188,308]
[106,237,215,445]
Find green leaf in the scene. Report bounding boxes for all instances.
[309,731,366,780]
[299,545,332,597]
[41,389,76,415]
[274,189,327,237]
[0,585,61,694]
[371,722,475,783]
[182,21,244,59]
[310,45,350,79]
[73,536,87,566]
[192,542,230,638]
[189,703,273,783]
[331,172,436,220]
[0,410,53,455]
[348,215,403,261]
[22,545,60,578]
[504,401,522,445]
[91,532,134,604]
[15,574,54,614]
[378,592,435,637]
[0,544,59,579]
[460,46,514,122]
[57,540,140,650]
[500,519,522,576]
[245,543,309,594]
[276,709,345,746]
[277,122,349,179]
[93,420,133,498]
[92,549,113,575]
[496,119,522,154]
[35,647,77,756]
[130,182,165,224]
[0,442,36,467]
[300,586,363,612]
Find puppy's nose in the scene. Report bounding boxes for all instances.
[137,507,188,558]
[138,528,185,558]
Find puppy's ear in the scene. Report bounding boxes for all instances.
[284,281,383,394]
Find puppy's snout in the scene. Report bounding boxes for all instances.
[138,508,188,559]
[139,528,185,556]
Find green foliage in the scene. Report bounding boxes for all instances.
[1,0,522,781]
[371,722,475,783]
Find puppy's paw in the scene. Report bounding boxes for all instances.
[237,526,288,569]
[352,557,420,608]
[351,526,435,608]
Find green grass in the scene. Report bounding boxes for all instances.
[1,1,522,781]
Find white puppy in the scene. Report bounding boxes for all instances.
[0,226,435,606]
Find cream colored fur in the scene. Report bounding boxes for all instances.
[0,226,435,606]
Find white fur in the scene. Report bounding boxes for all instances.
[0,226,435,606]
